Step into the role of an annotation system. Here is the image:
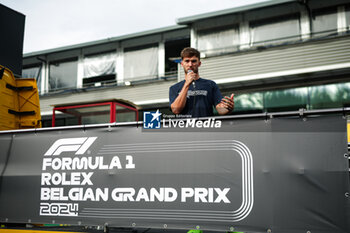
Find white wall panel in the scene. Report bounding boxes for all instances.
[180,36,350,83]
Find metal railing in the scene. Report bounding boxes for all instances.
[1,107,349,134]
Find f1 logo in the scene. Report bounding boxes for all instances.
[143,110,161,129]
[45,137,97,156]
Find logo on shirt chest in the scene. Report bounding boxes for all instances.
[186,90,208,98]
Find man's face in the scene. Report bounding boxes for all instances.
[181,56,201,74]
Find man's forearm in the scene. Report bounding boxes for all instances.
[171,85,190,114]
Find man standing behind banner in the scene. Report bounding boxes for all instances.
[169,47,234,117]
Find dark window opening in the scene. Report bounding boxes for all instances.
[165,38,190,77]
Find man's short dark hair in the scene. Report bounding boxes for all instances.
[181,47,200,60]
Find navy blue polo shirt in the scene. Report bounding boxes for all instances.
[169,78,223,117]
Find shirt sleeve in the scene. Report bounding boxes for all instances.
[169,85,178,106]
[212,82,223,106]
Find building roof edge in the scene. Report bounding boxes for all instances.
[176,0,296,24]
[23,24,188,57]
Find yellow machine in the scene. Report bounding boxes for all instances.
[0,65,41,130]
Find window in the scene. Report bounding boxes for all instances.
[250,17,300,46]
[224,81,350,114]
[49,59,78,91]
[83,52,116,87]
[312,9,338,37]
[165,39,190,76]
[233,92,264,113]
[309,83,350,109]
[124,45,158,82]
[197,27,239,54]
[22,65,42,93]
[345,5,350,31]
[51,101,138,127]
[115,104,138,123]
[264,87,308,112]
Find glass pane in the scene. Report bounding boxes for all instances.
[80,105,110,124]
[82,114,110,125]
[116,105,136,122]
[309,83,350,109]
[83,52,116,78]
[49,60,78,91]
[234,92,264,112]
[22,66,42,93]
[55,105,110,126]
[264,87,308,111]
[198,27,239,54]
[124,46,158,81]
[116,111,136,122]
[251,19,300,45]
[53,111,79,126]
[22,66,41,79]
[312,11,337,36]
